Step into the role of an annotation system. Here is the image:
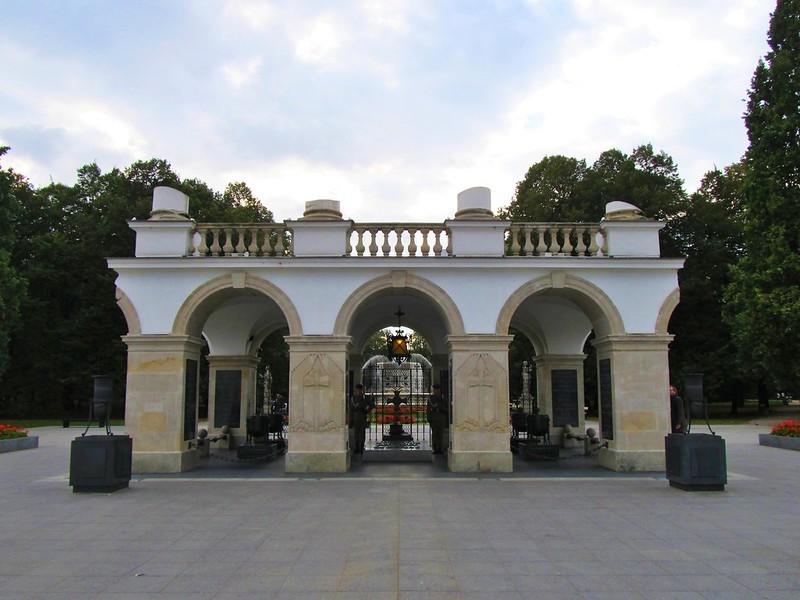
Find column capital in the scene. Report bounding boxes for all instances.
[122,334,205,353]
[206,355,261,368]
[591,334,674,353]
[446,334,513,353]
[284,335,352,353]
[533,354,587,368]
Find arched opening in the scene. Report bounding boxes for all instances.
[498,275,624,467]
[170,275,298,470]
[337,274,462,467]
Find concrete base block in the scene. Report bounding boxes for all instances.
[599,448,665,472]
[285,451,349,473]
[759,433,800,451]
[448,450,513,473]
[132,449,199,473]
[0,436,39,453]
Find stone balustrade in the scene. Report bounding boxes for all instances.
[186,222,612,258]
[506,223,606,257]
[347,224,451,257]
[190,224,293,257]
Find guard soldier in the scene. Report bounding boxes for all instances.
[427,384,447,455]
[350,384,373,454]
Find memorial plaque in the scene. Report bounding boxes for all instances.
[551,369,579,427]
[214,369,242,428]
[599,359,614,440]
[184,359,198,441]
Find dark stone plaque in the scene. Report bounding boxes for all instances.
[599,358,614,440]
[184,359,198,441]
[214,369,242,428]
[551,369,579,427]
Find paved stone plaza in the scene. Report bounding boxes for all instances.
[1,423,798,599]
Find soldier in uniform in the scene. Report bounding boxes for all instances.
[350,384,374,454]
[427,384,447,455]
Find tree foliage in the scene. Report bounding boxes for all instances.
[725,0,800,389]
[669,163,747,403]
[0,156,274,417]
[0,148,28,379]
[502,144,755,403]
[500,144,688,257]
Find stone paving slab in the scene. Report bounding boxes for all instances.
[1,424,799,599]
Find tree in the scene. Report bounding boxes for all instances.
[669,162,747,408]
[0,148,28,380]
[0,157,276,417]
[501,155,590,222]
[725,0,800,399]
[501,145,688,228]
[501,145,695,406]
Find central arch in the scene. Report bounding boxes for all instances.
[334,270,465,339]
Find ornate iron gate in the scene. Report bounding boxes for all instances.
[361,359,432,450]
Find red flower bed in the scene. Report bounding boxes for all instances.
[771,419,800,438]
[373,405,412,414]
[0,423,29,440]
[370,414,417,424]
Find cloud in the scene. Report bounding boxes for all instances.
[0,0,777,224]
[294,18,344,64]
[222,0,275,30]
[221,57,263,88]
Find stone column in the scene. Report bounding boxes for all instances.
[206,355,261,447]
[533,354,586,446]
[284,335,351,473]
[447,334,513,473]
[591,334,673,471]
[122,334,205,473]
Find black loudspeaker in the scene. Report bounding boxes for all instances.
[684,373,704,420]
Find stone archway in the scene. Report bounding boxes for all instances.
[172,272,303,338]
[334,270,465,339]
[124,273,302,473]
[114,287,141,335]
[495,273,625,339]
[655,287,681,334]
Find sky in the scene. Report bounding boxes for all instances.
[0,0,776,222]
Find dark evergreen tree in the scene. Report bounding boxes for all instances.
[669,163,747,407]
[0,148,28,380]
[725,0,800,398]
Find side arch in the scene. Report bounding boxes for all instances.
[496,273,626,338]
[172,273,303,338]
[115,287,141,335]
[655,287,680,335]
[333,271,465,337]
